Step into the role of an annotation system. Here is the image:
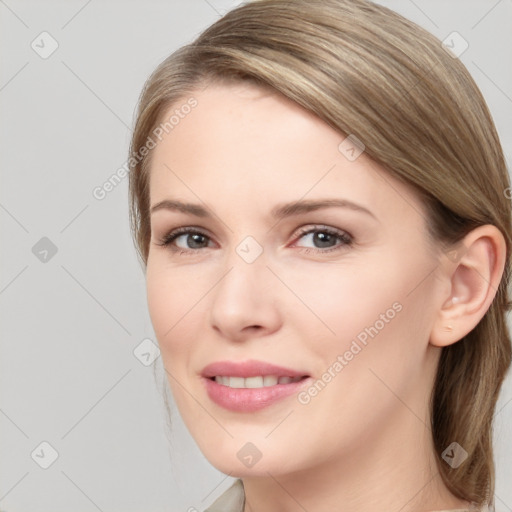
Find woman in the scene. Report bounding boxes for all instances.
[128,0,511,510]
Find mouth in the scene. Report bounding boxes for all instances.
[200,360,312,412]
[208,375,308,388]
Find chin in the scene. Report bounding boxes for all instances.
[208,458,281,478]
[202,442,301,477]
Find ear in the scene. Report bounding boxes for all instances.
[430,224,507,347]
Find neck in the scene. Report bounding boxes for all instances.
[242,400,470,512]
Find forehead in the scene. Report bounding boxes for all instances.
[147,81,424,226]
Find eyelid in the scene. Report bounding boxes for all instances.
[291,224,353,243]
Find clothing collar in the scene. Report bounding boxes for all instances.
[203,479,490,512]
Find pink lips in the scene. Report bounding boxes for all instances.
[201,359,311,412]
[201,359,308,379]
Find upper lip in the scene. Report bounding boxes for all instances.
[201,359,309,378]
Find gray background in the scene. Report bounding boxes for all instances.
[1,1,511,511]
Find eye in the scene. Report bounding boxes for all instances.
[155,225,353,256]
[155,227,214,256]
[291,225,353,254]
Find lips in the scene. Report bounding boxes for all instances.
[201,359,309,379]
[200,359,311,412]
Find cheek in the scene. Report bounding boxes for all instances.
[146,261,200,363]
[306,262,436,411]
[286,251,434,390]
[275,255,403,343]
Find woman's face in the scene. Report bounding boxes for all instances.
[146,81,446,477]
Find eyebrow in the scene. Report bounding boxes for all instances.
[150,198,376,220]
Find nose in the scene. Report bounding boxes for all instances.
[209,247,282,342]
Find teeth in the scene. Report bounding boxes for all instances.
[245,376,264,388]
[213,375,303,388]
[229,377,245,388]
[263,375,278,386]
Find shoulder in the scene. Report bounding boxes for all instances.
[203,479,245,512]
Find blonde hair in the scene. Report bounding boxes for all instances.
[128,0,512,505]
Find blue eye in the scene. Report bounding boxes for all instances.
[156,225,353,256]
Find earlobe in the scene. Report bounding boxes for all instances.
[430,225,507,348]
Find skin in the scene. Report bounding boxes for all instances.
[145,81,506,512]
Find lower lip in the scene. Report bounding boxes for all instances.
[202,377,311,412]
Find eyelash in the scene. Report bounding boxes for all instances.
[155,225,353,256]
